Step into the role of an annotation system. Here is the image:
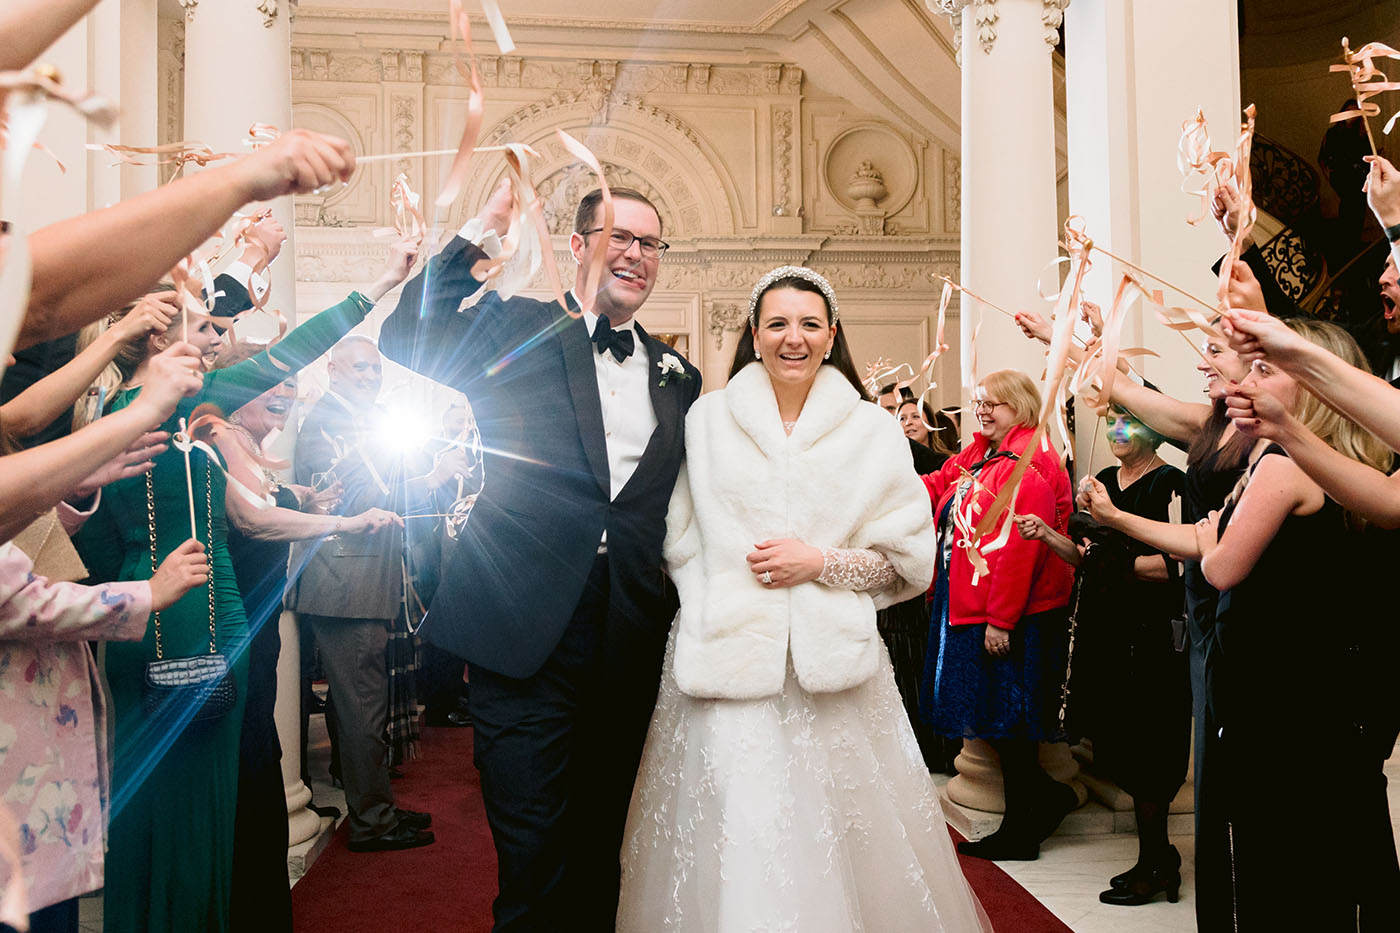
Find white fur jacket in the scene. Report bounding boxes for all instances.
[664,363,937,700]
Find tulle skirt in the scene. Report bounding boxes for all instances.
[619,633,991,932]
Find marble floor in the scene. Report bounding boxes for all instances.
[965,739,1400,932]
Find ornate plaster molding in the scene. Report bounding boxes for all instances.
[467,89,740,236]
[943,150,961,234]
[293,1,809,36]
[257,0,278,28]
[1042,0,1070,50]
[927,0,1067,61]
[291,49,801,98]
[772,108,794,217]
[706,301,748,349]
[177,0,198,22]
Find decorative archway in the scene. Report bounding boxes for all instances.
[460,91,742,237]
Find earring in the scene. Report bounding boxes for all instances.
[824,349,832,360]
[754,351,761,361]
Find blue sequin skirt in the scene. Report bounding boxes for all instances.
[919,568,1069,742]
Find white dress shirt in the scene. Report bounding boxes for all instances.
[222,259,270,302]
[463,225,656,539]
[580,301,658,502]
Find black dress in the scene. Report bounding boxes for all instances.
[227,485,299,933]
[1065,464,1190,802]
[1181,437,1247,933]
[1214,446,1400,930]
[877,438,955,772]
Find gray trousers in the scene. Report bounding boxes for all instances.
[304,614,396,840]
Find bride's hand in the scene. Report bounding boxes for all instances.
[747,538,824,588]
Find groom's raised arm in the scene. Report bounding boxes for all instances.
[379,234,499,390]
[380,179,517,389]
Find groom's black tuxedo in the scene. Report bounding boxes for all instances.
[380,235,700,673]
[380,234,701,930]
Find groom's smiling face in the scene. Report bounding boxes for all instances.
[570,198,662,325]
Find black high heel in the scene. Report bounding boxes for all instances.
[1099,846,1181,906]
[1107,863,1146,891]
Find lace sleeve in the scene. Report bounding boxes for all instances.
[817,547,897,591]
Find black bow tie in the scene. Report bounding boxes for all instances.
[591,315,635,362]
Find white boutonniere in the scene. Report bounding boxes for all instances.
[657,353,690,387]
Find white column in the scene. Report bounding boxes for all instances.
[182,0,297,335]
[276,610,324,853]
[182,0,320,861]
[1063,0,1240,475]
[937,0,1066,388]
[932,0,1085,818]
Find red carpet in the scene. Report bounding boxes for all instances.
[293,725,1072,932]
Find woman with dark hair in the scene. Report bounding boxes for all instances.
[920,369,1077,862]
[1018,404,1189,904]
[929,406,962,455]
[620,267,988,930]
[898,399,952,471]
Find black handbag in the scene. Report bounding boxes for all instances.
[140,465,236,722]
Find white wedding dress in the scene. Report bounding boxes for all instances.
[618,620,992,931]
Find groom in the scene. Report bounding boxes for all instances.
[380,181,701,931]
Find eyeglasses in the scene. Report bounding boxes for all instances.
[580,227,670,258]
[971,400,1007,413]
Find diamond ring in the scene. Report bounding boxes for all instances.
[760,571,773,585]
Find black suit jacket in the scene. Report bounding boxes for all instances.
[209,273,255,318]
[380,236,702,678]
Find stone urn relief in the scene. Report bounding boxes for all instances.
[846,160,889,210]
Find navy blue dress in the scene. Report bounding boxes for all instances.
[921,489,1068,743]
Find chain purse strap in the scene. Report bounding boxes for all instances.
[145,459,217,660]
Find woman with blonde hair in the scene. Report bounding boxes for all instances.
[1193,318,1398,929]
[1083,319,1398,927]
[919,369,1077,862]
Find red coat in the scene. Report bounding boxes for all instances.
[923,424,1074,631]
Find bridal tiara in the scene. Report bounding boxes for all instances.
[747,266,840,327]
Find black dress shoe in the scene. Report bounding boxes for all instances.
[1101,846,1181,905]
[308,802,341,821]
[425,697,473,728]
[347,824,435,853]
[956,828,1039,861]
[395,808,432,831]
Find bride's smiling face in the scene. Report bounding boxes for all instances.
[753,287,836,390]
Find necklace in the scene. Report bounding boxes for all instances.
[782,419,797,435]
[1117,456,1161,489]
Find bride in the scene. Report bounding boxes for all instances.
[618,267,990,931]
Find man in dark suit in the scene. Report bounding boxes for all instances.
[380,182,702,930]
[287,335,464,852]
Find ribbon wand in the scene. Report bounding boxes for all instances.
[1343,37,1381,156]
[173,418,199,542]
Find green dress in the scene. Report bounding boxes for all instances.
[75,295,371,933]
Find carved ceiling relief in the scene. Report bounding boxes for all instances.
[462,91,737,236]
[536,162,677,237]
